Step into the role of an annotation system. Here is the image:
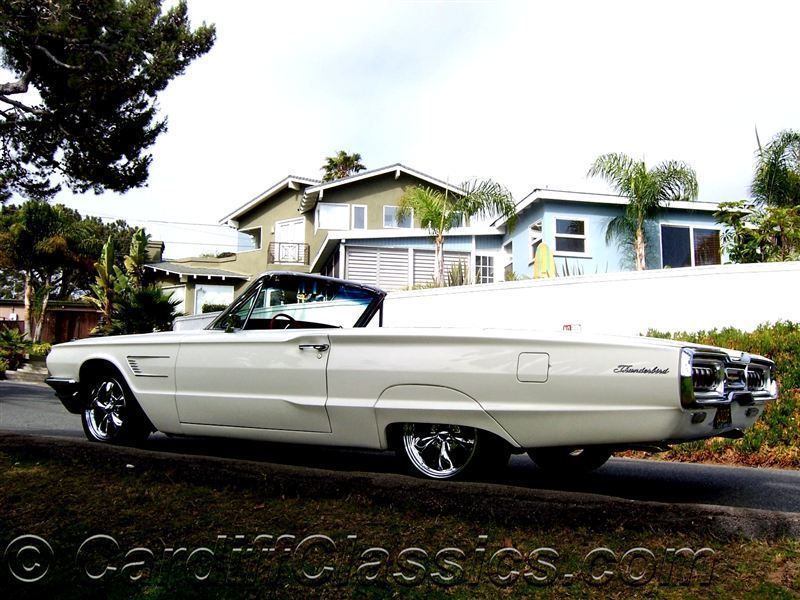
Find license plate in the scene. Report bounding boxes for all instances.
[714,406,732,428]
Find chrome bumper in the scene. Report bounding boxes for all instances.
[688,350,778,408]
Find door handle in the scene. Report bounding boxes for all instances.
[298,344,329,352]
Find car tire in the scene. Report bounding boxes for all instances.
[81,371,150,445]
[399,423,509,480]
[528,447,611,475]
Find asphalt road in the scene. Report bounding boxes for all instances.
[3,380,800,513]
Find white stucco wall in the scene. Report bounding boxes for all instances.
[383,262,800,336]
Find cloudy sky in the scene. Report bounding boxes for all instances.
[47,0,800,258]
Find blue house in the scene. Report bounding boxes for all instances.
[158,166,727,312]
[494,188,723,278]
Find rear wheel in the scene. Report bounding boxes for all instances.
[81,373,149,445]
[399,423,509,480]
[528,447,611,475]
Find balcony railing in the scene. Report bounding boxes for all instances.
[268,242,310,265]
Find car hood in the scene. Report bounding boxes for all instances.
[52,330,186,348]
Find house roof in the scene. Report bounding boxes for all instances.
[146,262,249,280]
[219,163,470,226]
[219,175,321,225]
[298,163,465,213]
[491,188,722,227]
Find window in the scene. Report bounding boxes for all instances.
[316,203,368,230]
[661,226,691,268]
[554,219,587,254]
[383,205,413,228]
[194,284,234,315]
[694,228,722,266]
[317,204,351,230]
[210,274,380,330]
[503,240,513,279]
[322,249,340,278]
[352,205,367,230]
[475,255,494,284]
[661,225,721,268]
[237,227,262,251]
[529,221,543,261]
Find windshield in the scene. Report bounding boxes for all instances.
[208,273,384,331]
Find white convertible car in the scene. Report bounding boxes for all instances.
[46,272,778,480]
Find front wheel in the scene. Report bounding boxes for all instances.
[399,423,508,480]
[81,374,149,445]
[528,447,611,475]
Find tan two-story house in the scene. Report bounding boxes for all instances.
[149,164,507,314]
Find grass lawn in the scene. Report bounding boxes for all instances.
[1,441,799,599]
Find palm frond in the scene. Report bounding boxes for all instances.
[752,129,800,206]
[321,150,366,182]
[397,186,449,232]
[651,160,699,202]
[605,214,636,245]
[587,153,637,197]
[458,178,517,229]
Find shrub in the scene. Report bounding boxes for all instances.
[0,358,7,379]
[0,328,30,370]
[110,286,183,335]
[29,342,52,359]
[646,322,800,466]
[447,262,470,287]
[201,303,227,313]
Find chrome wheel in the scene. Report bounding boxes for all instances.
[402,424,478,479]
[83,378,128,442]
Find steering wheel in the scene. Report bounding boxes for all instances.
[269,313,296,329]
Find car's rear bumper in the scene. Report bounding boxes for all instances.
[45,377,83,414]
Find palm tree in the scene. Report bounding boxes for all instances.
[588,154,698,271]
[398,179,516,285]
[752,129,800,207]
[321,151,366,182]
[110,286,183,335]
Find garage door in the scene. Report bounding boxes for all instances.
[412,250,470,286]
[345,247,410,290]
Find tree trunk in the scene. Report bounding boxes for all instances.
[23,272,33,340]
[33,288,51,343]
[434,236,445,286]
[634,226,646,271]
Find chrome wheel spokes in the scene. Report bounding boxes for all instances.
[403,424,478,479]
[84,378,127,441]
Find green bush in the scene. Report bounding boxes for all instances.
[0,358,7,379]
[0,328,30,370]
[29,342,52,359]
[647,322,800,465]
[447,261,470,286]
[201,303,227,313]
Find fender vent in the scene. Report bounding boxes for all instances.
[125,356,170,378]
